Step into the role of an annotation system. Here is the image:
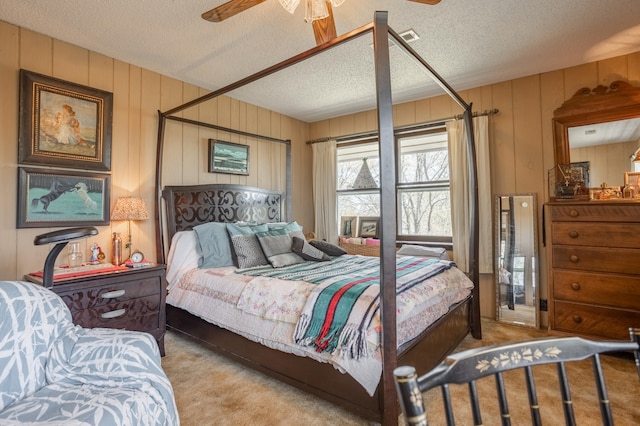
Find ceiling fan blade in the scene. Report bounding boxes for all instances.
[408,0,441,4]
[202,0,267,22]
[312,2,337,45]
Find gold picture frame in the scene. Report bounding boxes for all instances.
[18,69,113,171]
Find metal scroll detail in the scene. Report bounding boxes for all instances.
[164,185,283,238]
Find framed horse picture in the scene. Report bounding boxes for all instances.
[17,167,110,228]
[18,69,113,171]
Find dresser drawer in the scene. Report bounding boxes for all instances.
[553,301,640,340]
[57,276,161,311]
[69,294,161,330]
[548,204,640,222]
[553,271,640,310]
[552,246,640,274]
[552,222,640,248]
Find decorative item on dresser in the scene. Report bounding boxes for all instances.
[545,201,640,339]
[111,196,150,262]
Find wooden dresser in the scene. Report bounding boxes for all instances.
[546,201,640,339]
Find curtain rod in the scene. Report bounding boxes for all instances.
[306,108,499,145]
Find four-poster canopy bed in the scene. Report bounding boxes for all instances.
[154,12,481,424]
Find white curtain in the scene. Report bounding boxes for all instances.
[312,140,338,243]
[446,115,492,274]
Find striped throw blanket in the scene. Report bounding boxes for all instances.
[237,255,454,359]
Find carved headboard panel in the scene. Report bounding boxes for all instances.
[162,184,284,243]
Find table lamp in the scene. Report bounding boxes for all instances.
[111,197,149,261]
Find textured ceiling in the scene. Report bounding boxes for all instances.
[2,0,640,122]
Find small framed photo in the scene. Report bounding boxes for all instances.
[358,216,380,238]
[18,69,113,171]
[624,171,640,187]
[340,216,358,237]
[208,139,249,175]
[18,167,110,228]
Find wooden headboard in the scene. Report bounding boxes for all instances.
[161,184,284,249]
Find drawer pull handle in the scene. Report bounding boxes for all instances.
[100,309,126,319]
[571,282,581,291]
[569,209,579,217]
[570,255,579,263]
[568,231,579,238]
[573,315,582,324]
[101,289,126,299]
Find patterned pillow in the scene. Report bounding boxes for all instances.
[226,223,269,268]
[255,228,305,268]
[309,240,347,256]
[291,237,330,262]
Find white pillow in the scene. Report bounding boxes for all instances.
[397,244,449,260]
[166,230,200,291]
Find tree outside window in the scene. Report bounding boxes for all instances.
[336,129,452,240]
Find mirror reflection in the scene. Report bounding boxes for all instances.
[569,117,640,188]
[495,194,539,328]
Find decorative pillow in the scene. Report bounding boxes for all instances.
[193,222,235,268]
[255,228,305,268]
[226,223,270,268]
[397,244,450,260]
[267,221,303,232]
[291,237,330,262]
[309,240,347,257]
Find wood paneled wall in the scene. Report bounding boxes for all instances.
[2,19,639,326]
[0,21,312,280]
[309,51,640,322]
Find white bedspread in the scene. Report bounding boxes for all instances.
[166,238,472,395]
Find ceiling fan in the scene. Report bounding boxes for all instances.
[202,0,441,45]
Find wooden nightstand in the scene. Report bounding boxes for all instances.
[26,265,167,355]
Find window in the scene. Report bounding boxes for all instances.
[336,127,452,242]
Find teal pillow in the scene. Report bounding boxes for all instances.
[193,222,235,268]
[267,221,302,232]
[255,228,305,268]
[226,223,269,268]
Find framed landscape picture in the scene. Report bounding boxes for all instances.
[18,69,113,171]
[208,139,249,175]
[358,216,380,238]
[17,167,110,228]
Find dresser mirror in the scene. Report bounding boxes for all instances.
[495,193,539,328]
[553,81,640,189]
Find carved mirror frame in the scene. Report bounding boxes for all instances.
[553,80,640,166]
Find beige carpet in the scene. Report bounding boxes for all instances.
[161,320,640,425]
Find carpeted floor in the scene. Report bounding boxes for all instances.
[161,319,640,425]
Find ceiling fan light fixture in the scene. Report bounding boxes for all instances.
[304,0,329,22]
[277,0,300,14]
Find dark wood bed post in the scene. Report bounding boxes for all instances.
[373,12,399,425]
[154,111,167,265]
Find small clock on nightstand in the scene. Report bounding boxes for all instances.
[130,250,145,264]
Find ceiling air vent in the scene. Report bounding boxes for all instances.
[370,29,420,49]
[399,29,420,43]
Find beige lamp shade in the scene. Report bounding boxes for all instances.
[111,197,149,221]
